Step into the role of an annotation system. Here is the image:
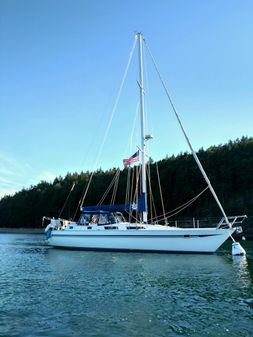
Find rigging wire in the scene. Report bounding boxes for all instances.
[143,41,155,142]
[150,186,209,223]
[129,102,140,155]
[98,169,120,205]
[155,162,166,223]
[147,163,153,221]
[58,183,76,218]
[146,163,157,222]
[143,38,231,227]
[73,178,90,220]
[79,35,138,208]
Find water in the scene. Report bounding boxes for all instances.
[0,234,252,337]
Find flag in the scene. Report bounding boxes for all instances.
[123,151,139,168]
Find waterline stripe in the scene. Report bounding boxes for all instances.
[51,234,220,238]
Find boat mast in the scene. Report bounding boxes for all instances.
[138,32,148,223]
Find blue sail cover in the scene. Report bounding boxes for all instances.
[81,193,146,213]
[137,192,146,212]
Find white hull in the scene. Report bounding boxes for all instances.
[47,227,235,253]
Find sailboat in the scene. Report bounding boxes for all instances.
[44,33,246,254]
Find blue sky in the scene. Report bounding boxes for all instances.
[0,0,252,198]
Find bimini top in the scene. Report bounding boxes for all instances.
[81,203,132,214]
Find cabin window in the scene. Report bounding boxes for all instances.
[114,213,126,223]
[104,226,118,230]
[108,215,116,224]
[98,214,109,225]
[79,212,126,226]
[90,215,98,224]
[79,214,90,225]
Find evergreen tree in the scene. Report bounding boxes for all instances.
[0,137,252,234]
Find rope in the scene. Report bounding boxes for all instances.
[98,169,120,205]
[144,38,231,228]
[128,166,136,221]
[127,166,141,222]
[110,170,120,205]
[146,163,157,222]
[125,211,140,223]
[133,166,140,210]
[125,167,131,206]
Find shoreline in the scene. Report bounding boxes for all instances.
[0,227,44,234]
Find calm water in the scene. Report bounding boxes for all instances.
[0,234,252,337]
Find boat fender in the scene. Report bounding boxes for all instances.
[45,228,52,239]
[232,242,246,256]
[45,223,53,233]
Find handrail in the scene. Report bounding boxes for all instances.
[217,215,247,228]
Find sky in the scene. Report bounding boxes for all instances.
[0,0,252,198]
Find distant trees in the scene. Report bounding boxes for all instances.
[0,137,252,232]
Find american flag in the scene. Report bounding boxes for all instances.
[123,151,139,168]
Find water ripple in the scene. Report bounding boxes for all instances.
[0,234,252,337]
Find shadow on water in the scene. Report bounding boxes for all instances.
[0,233,49,257]
[44,241,253,290]
[1,233,252,337]
[43,242,253,337]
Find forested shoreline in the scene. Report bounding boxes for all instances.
[0,137,252,234]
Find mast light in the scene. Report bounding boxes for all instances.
[145,134,154,141]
